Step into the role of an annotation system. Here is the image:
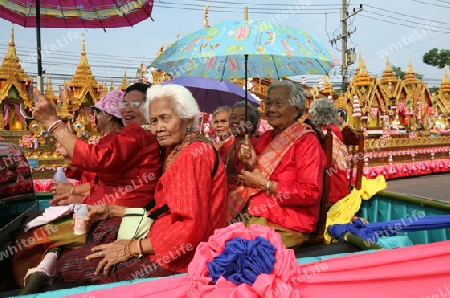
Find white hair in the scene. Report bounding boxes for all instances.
[142,84,200,129]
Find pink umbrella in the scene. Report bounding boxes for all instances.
[0,0,155,90]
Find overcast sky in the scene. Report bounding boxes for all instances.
[0,0,448,90]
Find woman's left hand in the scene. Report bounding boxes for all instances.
[238,168,266,190]
[87,240,131,276]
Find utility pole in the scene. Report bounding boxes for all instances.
[330,1,363,93]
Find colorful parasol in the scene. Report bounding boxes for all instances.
[153,19,339,127]
[0,0,154,28]
[153,19,340,80]
[0,0,155,90]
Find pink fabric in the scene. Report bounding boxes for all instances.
[0,0,155,28]
[13,104,24,124]
[3,104,8,127]
[34,179,81,192]
[94,89,124,119]
[67,224,450,298]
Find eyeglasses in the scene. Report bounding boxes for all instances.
[118,101,143,109]
[265,99,287,109]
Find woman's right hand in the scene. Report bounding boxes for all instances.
[50,193,85,205]
[52,182,73,196]
[238,142,257,171]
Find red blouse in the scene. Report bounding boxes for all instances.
[71,123,162,208]
[250,131,326,233]
[327,125,350,203]
[148,142,228,273]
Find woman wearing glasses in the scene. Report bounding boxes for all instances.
[16,84,162,293]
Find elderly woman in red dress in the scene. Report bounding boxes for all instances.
[211,105,232,150]
[16,84,162,293]
[308,98,349,204]
[223,101,260,222]
[54,84,228,284]
[237,80,326,248]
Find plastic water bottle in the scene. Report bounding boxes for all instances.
[73,204,88,235]
[52,166,67,186]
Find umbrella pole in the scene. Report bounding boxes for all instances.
[35,0,43,91]
[244,54,249,137]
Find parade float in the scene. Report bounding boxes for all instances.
[0,27,105,190]
[1,22,450,187]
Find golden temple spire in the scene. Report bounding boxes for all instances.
[404,55,418,85]
[100,80,108,98]
[0,23,29,94]
[119,67,128,91]
[6,24,16,58]
[406,55,414,74]
[69,33,99,89]
[204,4,210,28]
[68,33,100,109]
[244,6,248,21]
[380,54,396,84]
[79,33,88,65]
[10,23,15,46]
[354,52,371,87]
[45,71,56,101]
[439,65,450,94]
[110,77,114,91]
[321,75,335,95]
[385,54,392,71]
[359,53,368,74]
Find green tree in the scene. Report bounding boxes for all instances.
[429,86,439,94]
[423,48,450,69]
[392,65,424,80]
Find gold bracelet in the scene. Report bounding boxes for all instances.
[70,185,75,195]
[124,239,133,258]
[127,239,140,258]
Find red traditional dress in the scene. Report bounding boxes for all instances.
[72,123,161,207]
[231,122,326,247]
[12,124,162,287]
[64,168,96,184]
[325,124,350,204]
[56,133,228,284]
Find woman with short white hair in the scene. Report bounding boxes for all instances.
[56,84,228,284]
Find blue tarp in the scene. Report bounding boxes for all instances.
[329,215,450,242]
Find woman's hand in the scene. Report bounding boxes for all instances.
[238,142,257,171]
[237,168,267,190]
[87,240,131,276]
[49,193,85,206]
[84,204,111,226]
[52,182,73,196]
[32,89,59,128]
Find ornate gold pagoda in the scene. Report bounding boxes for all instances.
[396,56,432,129]
[335,54,383,129]
[68,33,101,111]
[151,44,172,85]
[377,55,401,109]
[0,24,33,131]
[433,66,450,115]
